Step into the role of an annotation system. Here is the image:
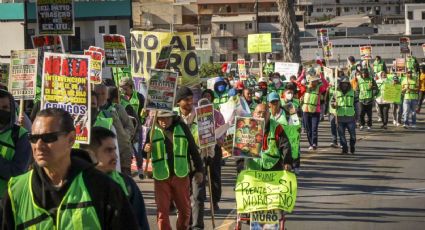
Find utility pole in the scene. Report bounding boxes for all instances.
[255,0,259,33]
[23,0,28,49]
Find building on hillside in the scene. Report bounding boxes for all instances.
[405,3,425,35]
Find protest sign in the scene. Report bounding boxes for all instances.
[88,46,105,61]
[84,50,103,84]
[324,42,333,59]
[155,45,173,69]
[395,58,406,73]
[399,37,411,54]
[233,117,264,158]
[103,34,128,67]
[130,31,199,87]
[222,134,234,159]
[423,44,425,56]
[323,66,334,81]
[316,28,329,48]
[32,35,64,53]
[250,210,281,230]
[145,69,178,112]
[9,49,38,100]
[382,83,402,104]
[247,33,272,54]
[196,104,216,148]
[0,63,9,86]
[235,170,297,213]
[112,67,131,88]
[360,46,372,60]
[237,59,248,80]
[37,0,74,35]
[274,62,299,79]
[41,52,91,144]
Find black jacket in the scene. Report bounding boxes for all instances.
[2,150,139,230]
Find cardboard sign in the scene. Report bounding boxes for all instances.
[145,69,178,112]
[130,31,199,87]
[9,49,38,100]
[399,37,411,54]
[37,0,74,35]
[41,52,91,144]
[323,66,334,81]
[316,28,329,48]
[103,34,128,67]
[250,210,281,230]
[88,46,105,61]
[274,62,299,79]
[233,117,265,158]
[247,33,272,54]
[84,50,103,84]
[360,46,372,60]
[237,59,247,81]
[196,104,216,149]
[235,170,297,213]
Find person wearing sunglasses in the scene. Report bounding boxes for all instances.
[2,108,138,229]
[0,90,31,200]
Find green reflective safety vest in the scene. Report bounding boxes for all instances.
[0,126,27,198]
[93,116,113,130]
[373,60,385,74]
[302,88,319,113]
[213,92,228,110]
[108,171,129,197]
[406,57,416,72]
[271,109,301,160]
[8,170,101,229]
[358,77,373,100]
[247,120,279,170]
[336,90,355,117]
[268,84,286,105]
[120,91,140,117]
[151,125,189,180]
[402,78,419,100]
[173,108,199,146]
[328,88,336,115]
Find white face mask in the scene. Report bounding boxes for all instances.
[285,93,293,100]
[272,78,280,84]
[255,92,262,98]
[267,59,272,63]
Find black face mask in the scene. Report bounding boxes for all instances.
[0,109,11,125]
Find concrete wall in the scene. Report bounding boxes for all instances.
[0,21,24,63]
[405,4,425,35]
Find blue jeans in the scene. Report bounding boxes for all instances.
[303,112,320,147]
[337,121,356,149]
[403,99,418,125]
[329,114,338,144]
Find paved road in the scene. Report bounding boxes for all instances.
[137,112,425,230]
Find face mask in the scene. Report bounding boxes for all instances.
[255,92,262,98]
[217,85,226,93]
[272,78,280,84]
[285,93,293,100]
[267,59,272,63]
[0,109,11,125]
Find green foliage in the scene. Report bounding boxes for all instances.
[199,63,222,78]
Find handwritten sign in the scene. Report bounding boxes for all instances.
[196,104,216,148]
[382,83,402,104]
[235,170,297,213]
[37,0,74,35]
[274,62,299,79]
[360,46,372,60]
[145,69,178,112]
[233,117,264,158]
[9,49,38,100]
[248,34,272,54]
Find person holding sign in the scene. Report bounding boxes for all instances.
[375,72,392,129]
[402,71,419,128]
[331,76,357,154]
[143,111,204,230]
[263,53,275,78]
[373,56,387,76]
[356,69,378,130]
[0,90,31,200]
[246,104,292,171]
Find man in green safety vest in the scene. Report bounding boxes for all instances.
[143,110,204,230]
[119,77,145,120]
[331,76,357,154]
[263,53,275,78]
[356,69,378,130]
[373,56,387,76]
[246,103,292,171]
[0,90,31,200]
[2,108,137,229]
[402,70,419,128]
[81,127,150,230]
[406,55,419,74]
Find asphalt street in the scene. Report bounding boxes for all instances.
[137,111,425,230]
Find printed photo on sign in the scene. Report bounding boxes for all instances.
[360,46,372,60]
[195,104,216,149]
[395,58,406,73]
[316,28,329,48]
[9,49,38,100]
[250,210,281,230]
[145,69,178,112]
[84,50,103,84]
[103,34,128,67]
[89,46,105,62]
[37,0,74,35]
[233,117,265,158]
[41,52,91,144]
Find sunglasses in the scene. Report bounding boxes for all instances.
[28,131,68,144]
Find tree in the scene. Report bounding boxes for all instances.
[199,63,223,78]
[276,0,301,63]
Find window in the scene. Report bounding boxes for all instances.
[359,7,365,13]
[411,27,423,34]
[232,39,238,50]
[244,54,251,61]
[317,8,323,12]
[219,54,227,62]
[386,6,391,11]
[245,23,252,30]
[99,26,105,33]
[326,8,333,12]
[219,23,227,31]
[407,11,413,20]
[202,5,207,9]
[344,7,350,12]
[366,7,372,12]
[109,25,117,34]
[422,11,425,20]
